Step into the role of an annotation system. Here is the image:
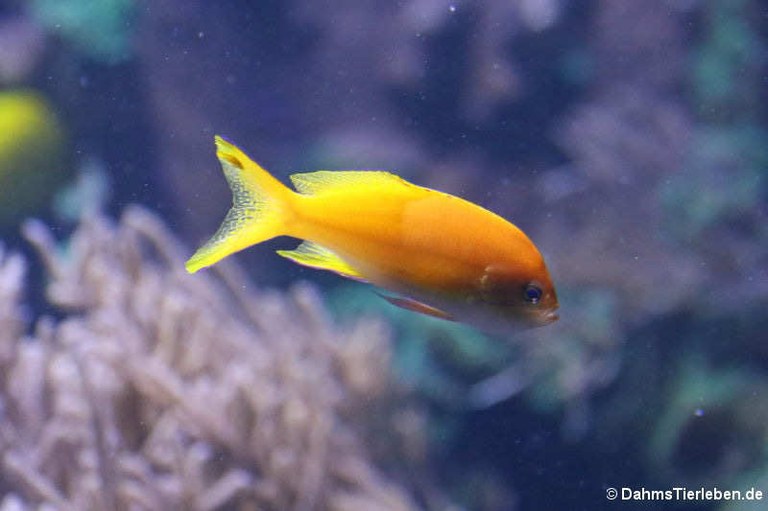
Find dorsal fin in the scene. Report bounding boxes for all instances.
[276,241,367,282]
[290,170,411,195]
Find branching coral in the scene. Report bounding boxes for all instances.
[0,207,422,511]
[0,245,26,374]
[540,0,701,320]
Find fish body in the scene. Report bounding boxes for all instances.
[0,90,66,224]
[186,137,558,329]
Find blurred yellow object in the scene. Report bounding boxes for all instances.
[0,90,66,225]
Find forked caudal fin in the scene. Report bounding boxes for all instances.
[185,136,292,273]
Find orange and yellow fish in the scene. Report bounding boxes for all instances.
[186,137,558,330]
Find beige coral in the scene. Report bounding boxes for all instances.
[0,207,421,511]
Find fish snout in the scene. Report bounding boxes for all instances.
[543,309,559,324]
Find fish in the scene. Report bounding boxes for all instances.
[186,136,559,330]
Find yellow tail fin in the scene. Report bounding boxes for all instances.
[185,136,292,273]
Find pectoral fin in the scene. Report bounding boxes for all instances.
[379,294,454,321]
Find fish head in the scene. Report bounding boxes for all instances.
[474,263,559,328]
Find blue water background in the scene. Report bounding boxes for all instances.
[1,1,766,510]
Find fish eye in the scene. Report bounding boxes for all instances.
[523,283,542,304]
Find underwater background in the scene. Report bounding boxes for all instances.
[0,0,767,510]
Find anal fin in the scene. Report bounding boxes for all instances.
[277,241,367,282]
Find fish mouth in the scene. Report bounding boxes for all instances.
[543,309,559,323]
